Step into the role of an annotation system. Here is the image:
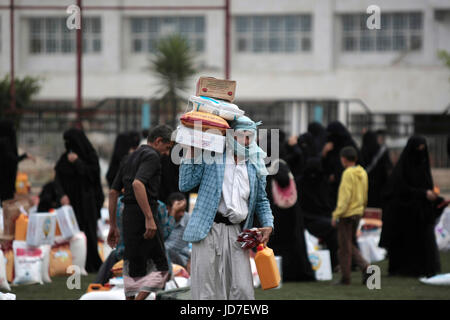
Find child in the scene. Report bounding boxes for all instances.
[331,146,370,285]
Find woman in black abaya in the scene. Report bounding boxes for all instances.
[296,158,339,270]
[55,128,104,273]
[298,132,317,164]
[308,122,327,158]
[106,131,141,188]
[0,120,34,203]
[379,136,445,277]
[322,121,360,207]
[361,130,393,208]
[266,160,315,282]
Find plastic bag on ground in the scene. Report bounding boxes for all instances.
[0,292,16,300]
[419,273,450,286]
[435,207,450,251]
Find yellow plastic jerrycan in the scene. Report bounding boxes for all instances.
[254,244,281,290]
[15,172,30,195]
[15,213,29,241]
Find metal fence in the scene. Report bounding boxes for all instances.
[13,98,144,164]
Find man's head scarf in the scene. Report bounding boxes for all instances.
[226,115,268,177]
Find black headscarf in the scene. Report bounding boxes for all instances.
[325,121,358,150]
[297,132,317,161]
[55,128,104,215]
[106,131,141,188]
[0,120,20,202]
[63,128,98,163]
[384,135,433,199]
[0,120,18,156]
[308,122,327,156]
[361,130,381,167]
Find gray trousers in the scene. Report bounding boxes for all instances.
[190,222,255,300]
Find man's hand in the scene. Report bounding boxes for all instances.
[322,142,334,157]
[288,135,298,146]
[67,152,79,163]
[107,226,120,248]
[60,195,70,206]
[258,227,273,246]
[26,153,37,163]
[144,217,157,239]
[426,190,437,202]
[331,218,337,228]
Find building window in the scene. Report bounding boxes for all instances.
[130,16,205,54]
[29,17,102,54]
[340,12,422,52]
[235,15,313,53]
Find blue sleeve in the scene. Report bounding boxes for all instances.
[156,202,175,240]
[179,157,205,192]
[254,176,274,229]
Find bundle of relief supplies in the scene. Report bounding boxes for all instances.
[0,200,88,291]
[175,77,245,153]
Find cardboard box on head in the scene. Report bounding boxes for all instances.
[196,77,236,102]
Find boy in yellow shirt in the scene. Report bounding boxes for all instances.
[331,146,370,285]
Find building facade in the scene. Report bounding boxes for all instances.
[1,0,449,139]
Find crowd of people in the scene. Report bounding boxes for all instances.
[0,117,449,300]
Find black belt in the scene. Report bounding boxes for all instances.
[214,212,234,225]
[214,212,246,228]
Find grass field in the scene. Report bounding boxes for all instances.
[7,252,450,300]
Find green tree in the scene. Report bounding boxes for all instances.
[438,50,450,68]
[149,34,197,128]
[0,74,41,126]
[438,50,450,82]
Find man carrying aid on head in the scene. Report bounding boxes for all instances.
[179,116,274,300]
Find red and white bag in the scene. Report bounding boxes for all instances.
[12,241,44,285]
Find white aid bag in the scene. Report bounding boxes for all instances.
[308,250,333,281]
[12,240,44,285]
[435,208,450,252]
[26,212,56,247]
[55,205,80,240]
[41,245,52,283]
[70,232,88,276]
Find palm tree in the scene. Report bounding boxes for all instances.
[149,34,197,128]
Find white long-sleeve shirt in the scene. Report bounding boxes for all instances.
[217,149,250,224]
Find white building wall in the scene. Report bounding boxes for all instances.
[0,0,448,114]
